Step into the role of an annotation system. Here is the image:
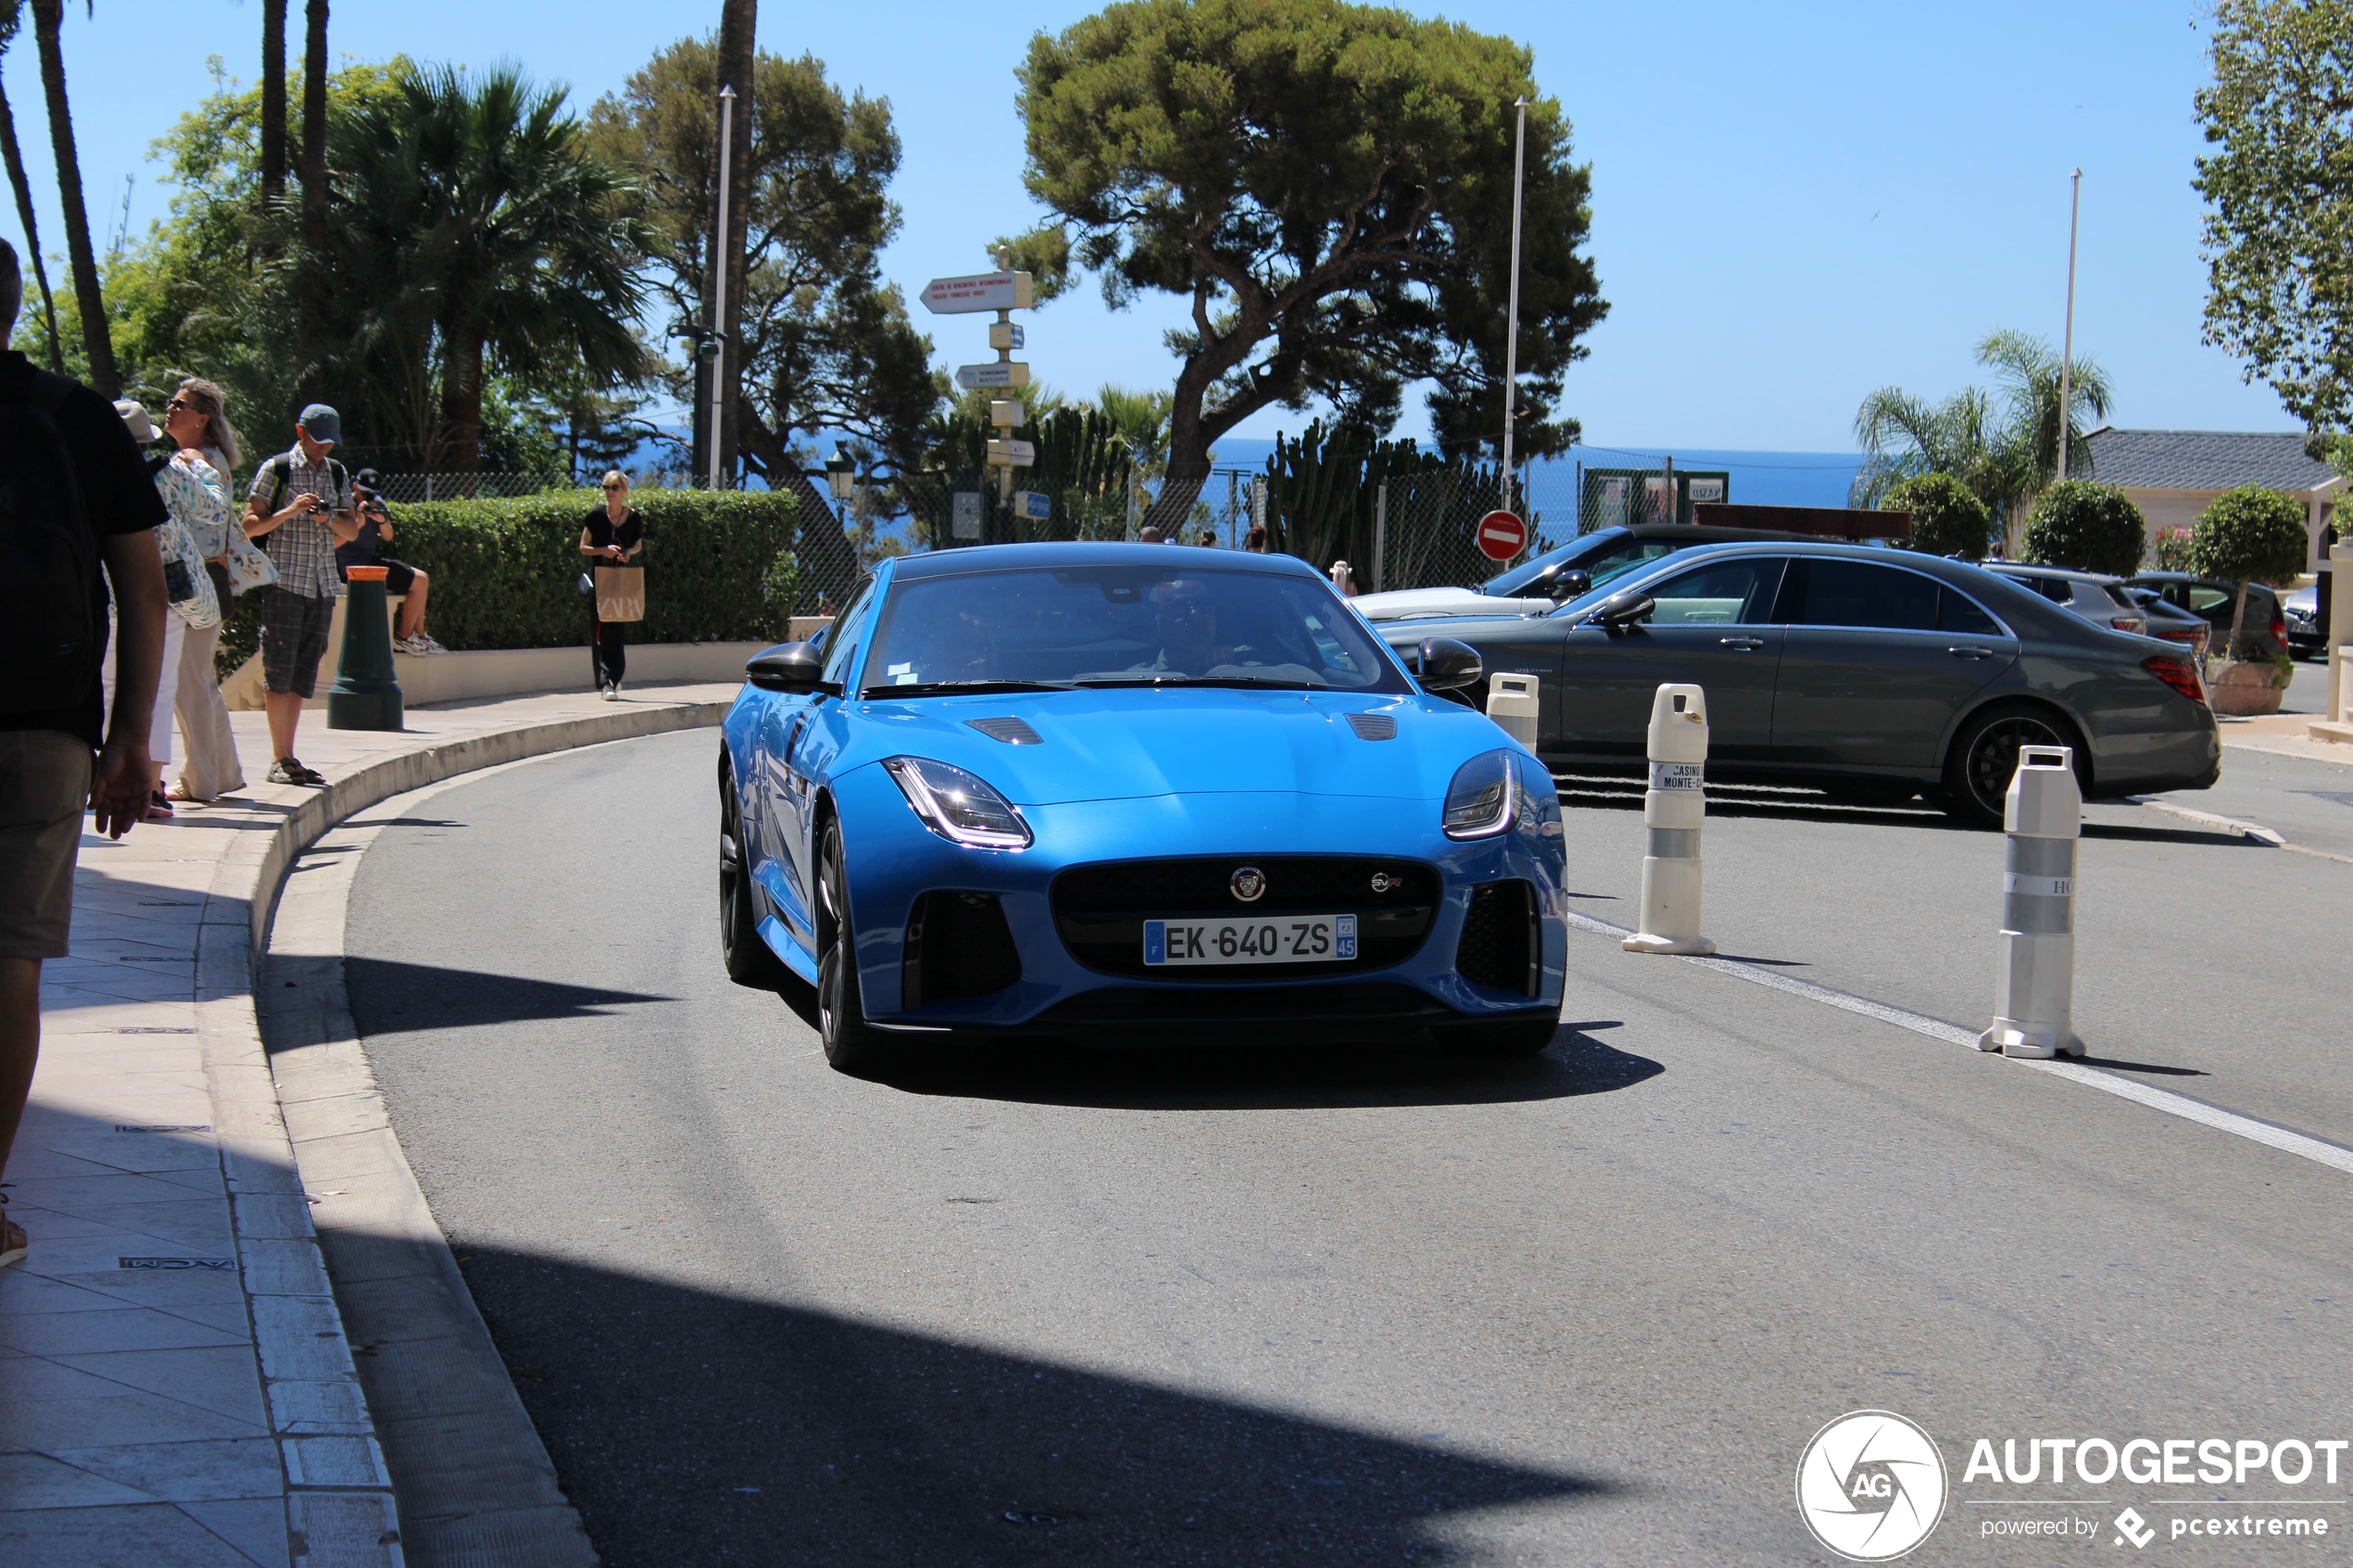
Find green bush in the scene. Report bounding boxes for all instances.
[2189,484,2311,658]
[2147,527,2196,572]
[2020,481,2147,576]
[1885,472,1992,558]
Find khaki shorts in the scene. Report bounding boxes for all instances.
[0,730,94,960]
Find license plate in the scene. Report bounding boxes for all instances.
[1143,914,1357,966]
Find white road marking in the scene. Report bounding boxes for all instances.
[1561,908,2353,1178]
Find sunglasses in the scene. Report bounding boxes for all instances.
[164,396,199,414]
[602,483,625,492]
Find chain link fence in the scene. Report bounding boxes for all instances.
[361,470,573,503]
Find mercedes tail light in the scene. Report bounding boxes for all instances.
[2271,617,2288,644]
[2143,655,2208,705]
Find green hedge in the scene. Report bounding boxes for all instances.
[217,488,801,672]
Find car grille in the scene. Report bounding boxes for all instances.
[903,891,1022,1007]
[1454,880,1540,997]
[1051,856,1439,980]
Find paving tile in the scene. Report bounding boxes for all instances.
[52,1435,283,1503]
[0,1500,266,1567]
[6,1171,232,1213]
[49,1346,269,1424]
[0,1389,266,1452]
[235,1238,331,1298]
[0,1449,156,1508]
[249,1297,355,1384]
[281,1434,390,1489]
[181,1496,292,1568]
[0,1304,248,1356]
[268,1378,371,1436]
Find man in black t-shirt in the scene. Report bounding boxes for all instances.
[0,238,170,1272]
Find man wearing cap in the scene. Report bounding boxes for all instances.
[243,403,358,786]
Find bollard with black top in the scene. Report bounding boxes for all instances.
[1977,744,2083,1058]
[326,564,404,731]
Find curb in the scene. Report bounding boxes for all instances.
[203,697,730,1566]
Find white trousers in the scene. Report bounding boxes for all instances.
[99,606,184,769]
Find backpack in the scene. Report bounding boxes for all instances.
[0,370,98,715]
[265,450,346,515]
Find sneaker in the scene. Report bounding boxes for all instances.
[144,790,174,822]
[0,1189,23,1272]
[600,685,619,702]
[268,757,326,787]
[413,633,447,654]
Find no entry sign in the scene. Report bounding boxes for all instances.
[1476,509,1528,561]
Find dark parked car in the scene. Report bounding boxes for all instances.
[2282,583,2324,660]
[2121,588,2213,658]
[1981,563,2148,635]
[1384,542,2221,826]
[2123,571,2288,659]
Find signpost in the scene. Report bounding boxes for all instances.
[925,253,1039,521]
[1476,509,1529,562]
[1013,491,1052,521]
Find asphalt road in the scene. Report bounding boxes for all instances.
[344,727,2353,1567]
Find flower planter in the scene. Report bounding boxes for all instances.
[2204,657,2288,717]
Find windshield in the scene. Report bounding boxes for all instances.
[861,564,1414,696]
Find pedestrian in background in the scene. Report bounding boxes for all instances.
[580,470,643,699]
[102,402,191,822]
[1196,529,1217,547]
[244,404,357,786]
[1244,525,1269,553]
[344,467,443,654]
[0,236,170,1272]
[161,378,246,804]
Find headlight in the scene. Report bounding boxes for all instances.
[1442,749,1518,839]
[883,756,1032,849]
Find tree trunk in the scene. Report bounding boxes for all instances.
[29,0,114,396]
[439,328,484,473]
[711,0,756,488]
[2227,579,2250,662]
[296,0,328,403]
[259,0,286,212]
[0,78,63,370]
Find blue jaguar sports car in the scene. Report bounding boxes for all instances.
[716,543,1568,1072]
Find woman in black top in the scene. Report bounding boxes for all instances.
[579,470,642,696]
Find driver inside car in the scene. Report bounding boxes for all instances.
[1136,579,1239,675]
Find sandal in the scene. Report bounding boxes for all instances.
[0,1188,24,1272]
[167,781,205,803]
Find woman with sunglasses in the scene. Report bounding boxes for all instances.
[579,470,643,698]
[160,379,247,804]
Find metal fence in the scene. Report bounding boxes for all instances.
[363,470,573,503]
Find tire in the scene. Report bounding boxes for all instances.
[719,767,795,990]
[1456,1014,1560,1058]
[816,820,893,1074]
[1942,704,2084,829]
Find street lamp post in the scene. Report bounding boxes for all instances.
[708,84,736,492]
[826,441,855,532]
[1500,94,1528,516]
[2057,168,2082,483]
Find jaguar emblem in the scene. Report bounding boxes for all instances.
[1229,866,1266,902]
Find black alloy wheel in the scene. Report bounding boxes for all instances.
[1943,704,2083,829]
[816,821,891,1074]
[719,767,794,990]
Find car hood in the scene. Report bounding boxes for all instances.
[839,686,1518,806]
[1352,586,1551,621]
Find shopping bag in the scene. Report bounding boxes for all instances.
[159,513,221,629]
[595,564,646,622]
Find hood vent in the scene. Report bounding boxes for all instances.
[1345,712,1398,741]
[968,716,1042,746]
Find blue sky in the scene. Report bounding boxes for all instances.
[1,1,2293,459]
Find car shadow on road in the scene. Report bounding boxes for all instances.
[352,1228,1619,1567]
[876,1022,1665,1112]
[337,956,673,1037]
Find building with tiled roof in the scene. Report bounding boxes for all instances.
[2082,428,2343,569]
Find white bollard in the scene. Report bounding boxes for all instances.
[1977,745,2084,1059]
[1623,683,1715,956]
[1486,672,1540,747]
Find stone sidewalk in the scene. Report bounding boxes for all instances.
[1,682,737,1566]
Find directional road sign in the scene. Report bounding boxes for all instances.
[988,439,1038,468]
[1013,491,1052,521]
[922,270,1034,314]
[1476,509,1529,561]
[956,362,1031,390]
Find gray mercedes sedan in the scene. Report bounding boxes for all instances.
[1378,541,2221,826]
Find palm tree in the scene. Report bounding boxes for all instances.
[325,65,648,470]
[258,0,285,210]
[0,2,60,367]
[28,0,113,395]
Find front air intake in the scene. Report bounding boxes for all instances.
[902,891,1022,1008]
[1455,880,1540,997]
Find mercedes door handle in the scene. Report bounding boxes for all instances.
[1947,646,1994,659]
[1719,635,1767,651]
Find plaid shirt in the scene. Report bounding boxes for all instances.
[246,445,353,597]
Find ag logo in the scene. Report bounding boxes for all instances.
[1794,1411,1947,1561]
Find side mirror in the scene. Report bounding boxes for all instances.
[1554,569,1592,601]
[1416,636,1484,693]
[745,641,825,693]
[1592,590,1655,630]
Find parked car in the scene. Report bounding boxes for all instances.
[719,543,1569,1072]
[2281,583,2325,660]
[1378,542,2221,827]
[2121,588,2212,658]
[2123,571,2289,659]
[1981,562,2148,635]
[1353,521,1822,623]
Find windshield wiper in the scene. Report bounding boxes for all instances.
[1073,675,1318,690]
[862,679,1074,698]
